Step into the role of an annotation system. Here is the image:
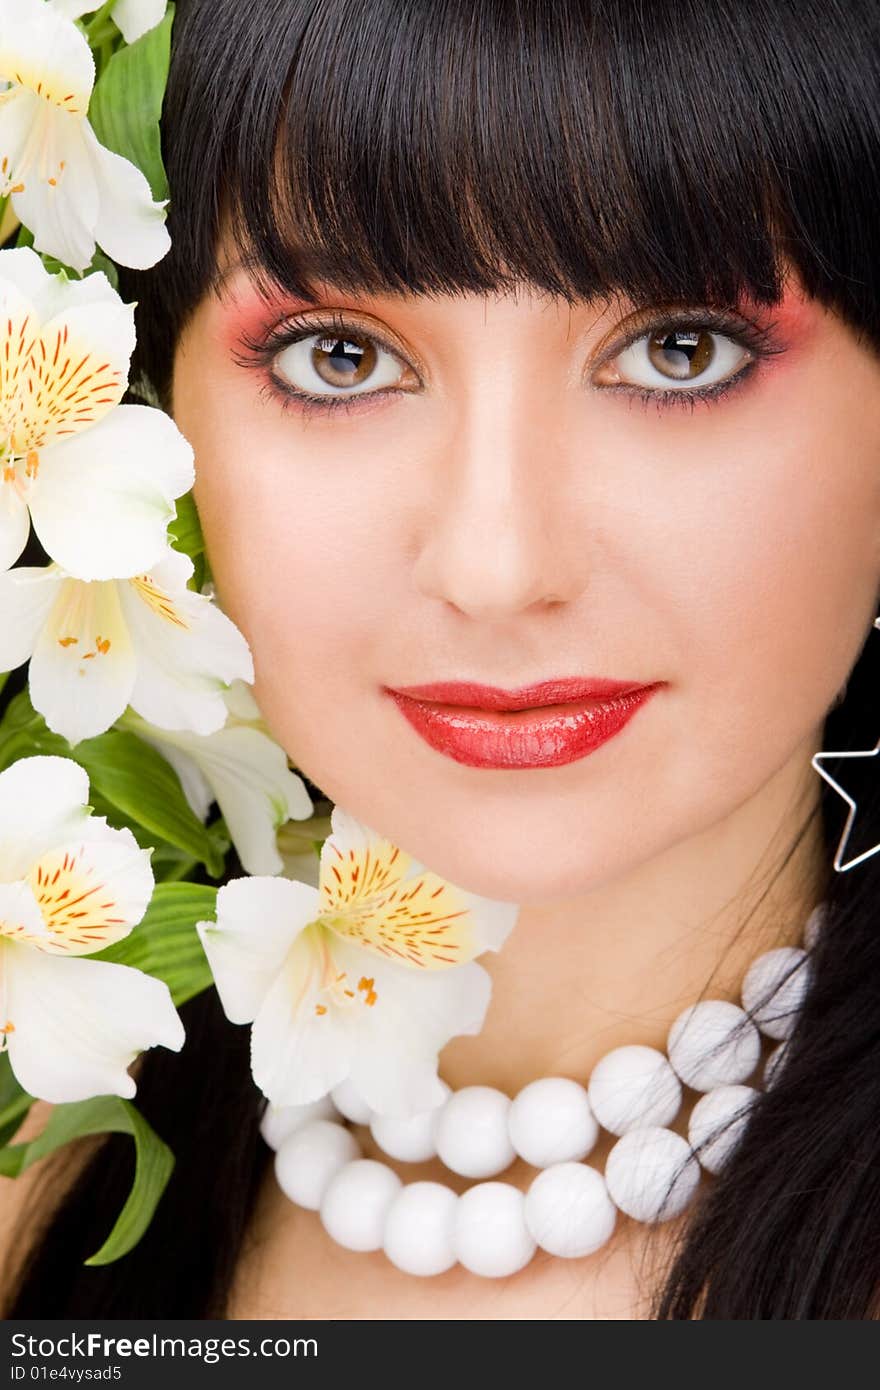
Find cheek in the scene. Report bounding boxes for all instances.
[181,387,400,746]
[658,380,880,763]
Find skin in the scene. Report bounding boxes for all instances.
[5,235,879,1319]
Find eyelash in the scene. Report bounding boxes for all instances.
[233,306,787,421]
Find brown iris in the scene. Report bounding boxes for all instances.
[647,328,715,382]
[312,334,378,388]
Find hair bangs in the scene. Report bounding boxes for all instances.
[223,0,790,313]
[124,0,880,403]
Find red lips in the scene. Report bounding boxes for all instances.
[388,676,649,710]
[384,677,662,769]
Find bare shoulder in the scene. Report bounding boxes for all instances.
[0,1100,61,1304]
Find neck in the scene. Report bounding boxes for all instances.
[439,724,828,1098]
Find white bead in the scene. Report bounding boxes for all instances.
[588,1045,682,1136]
[259,1095,339,1150]
[688,1085,758,1175]
[508,1077,599,1167]
[370,1081,451,1163]
[763,1040,788,1087]
[741,947,810,1040]
[434,1086,516,1178]
[667,1000,761,1091]
[383,1181,459,1276]
[453,1182,536,1277]
[274,1120,361,1210]
[605,1126,701,1222]
[319,1158,402,1251]
[524,1162,617,1257]
[330,1077,373,1124]
[803,901,827,950]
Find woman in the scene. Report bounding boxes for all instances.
[2,0,880,1318]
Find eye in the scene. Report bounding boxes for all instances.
[273,326,408,398]
[606,326,746,390]
[592,309,784,407]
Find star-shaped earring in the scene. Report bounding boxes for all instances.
[811,616,880,872]
[812,742,880,871]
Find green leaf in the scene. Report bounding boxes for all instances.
[0,1095,174,1265]
[0,695,228,874]
[0,691,70,771]
[86,250,120,290]
[73,729,226,876]
[92,881,216,1007]
[88,5,175,202]
[0,1054,33,1149]
[168,489,206,563]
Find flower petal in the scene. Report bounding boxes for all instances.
[319,809,515,970]
[5,254,124,326]
[0,251,40,569]
[81,120,170,271]
[29,574,136,742]
[15,299,135,454]
[338,945,493,1117]
[119,553,254,735]
[30,406,194,580]
[162,724,312,875]
[111,0,167,44]
[249,930,354,1107]
[430,882,518,956]
[318,808,408,908]
[279,847,322,889]
[0,0,95,113]
[11,106,100,274]
[3,944,184,1103]
[0,478,30,570]
[196,874,319,1024]
[223,678,262,723]
[0,880,51,944]
[0,754,90,880]
[140,735,214,821]
[49,1,93,21]
[0,565,60,673]
[27,823,153,955]
[0,86,43,199]
[0,245,52,310]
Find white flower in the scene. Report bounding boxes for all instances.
[0,0,170,272]
[0,546,254,743]
[276,811,334,889]
[0,248,193,576]
[53,0,167,46]
[197,806,519,1118]
[0,754,184,1102]
[123,682,314,876]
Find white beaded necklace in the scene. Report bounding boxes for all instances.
[259,902,824,1279]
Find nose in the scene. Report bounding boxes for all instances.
[412,381,589,621]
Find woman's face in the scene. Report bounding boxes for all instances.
[172,234,880,902]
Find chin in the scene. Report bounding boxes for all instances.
[383,823,627,906]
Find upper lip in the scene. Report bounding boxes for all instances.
[385,677,655,711]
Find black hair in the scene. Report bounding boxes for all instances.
[4,0,880,1318]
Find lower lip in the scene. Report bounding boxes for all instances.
[385,685,662,769]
